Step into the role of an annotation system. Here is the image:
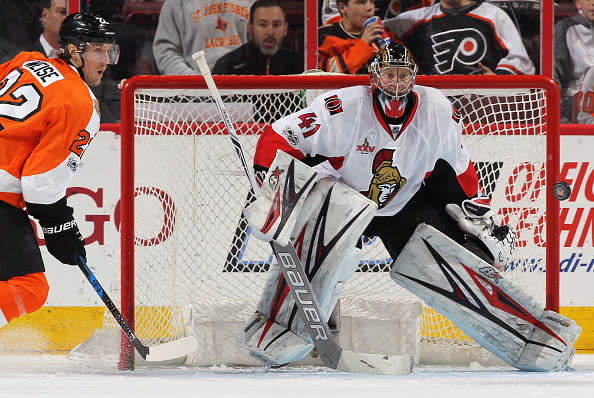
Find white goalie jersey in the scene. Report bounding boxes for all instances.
[254,84,479,216]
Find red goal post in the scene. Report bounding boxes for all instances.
[118,74,560,369]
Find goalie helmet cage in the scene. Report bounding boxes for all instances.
[114,74,560,370]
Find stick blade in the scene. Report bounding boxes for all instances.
[144,336,199,362]
[337,351,414,375]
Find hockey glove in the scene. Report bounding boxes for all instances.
[26,198,86,266]
[445,197,516,271]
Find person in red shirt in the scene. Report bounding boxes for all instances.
[0,13,119,329]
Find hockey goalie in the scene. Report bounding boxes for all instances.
[236,42,581,372]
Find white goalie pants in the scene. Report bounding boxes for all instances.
[236,178,376,366]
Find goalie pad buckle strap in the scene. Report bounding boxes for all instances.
[390,224,581,372]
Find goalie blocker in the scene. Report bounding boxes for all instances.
[392,224,580,372]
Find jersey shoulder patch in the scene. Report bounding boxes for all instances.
[323,94,343,115]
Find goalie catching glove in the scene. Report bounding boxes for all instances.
[446,197,516,271]
[26,197,86,265]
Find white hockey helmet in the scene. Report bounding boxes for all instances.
[369,42,418,99]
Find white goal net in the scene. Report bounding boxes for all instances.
[70,74,560,369]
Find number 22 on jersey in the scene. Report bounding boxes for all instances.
[0,69,42,131]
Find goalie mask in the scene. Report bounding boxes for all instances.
[59,13,119,65]
[369,42,418,99]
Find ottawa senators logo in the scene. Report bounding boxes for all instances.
[362,149,406,209]
[324,94,343,115]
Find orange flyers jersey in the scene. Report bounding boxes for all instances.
[0,52,100,210]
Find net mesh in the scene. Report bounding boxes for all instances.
[99,76,552,366]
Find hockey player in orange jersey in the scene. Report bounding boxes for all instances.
[0,13,119,328]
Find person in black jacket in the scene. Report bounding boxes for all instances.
[213,0,303,75]
[31,0,67,58]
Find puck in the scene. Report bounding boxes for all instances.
[553,181,571,201]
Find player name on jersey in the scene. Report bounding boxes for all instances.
[22,60,64,87]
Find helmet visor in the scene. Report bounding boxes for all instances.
[82,42,120,65]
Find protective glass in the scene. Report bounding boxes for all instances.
[82,42,120,65]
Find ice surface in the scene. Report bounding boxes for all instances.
[1,354,594,398]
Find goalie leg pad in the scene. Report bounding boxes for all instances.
[243,150,317,245]
[237,179,377,365]
[390,224,581,372]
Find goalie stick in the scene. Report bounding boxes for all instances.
[76,255,199,362]
[192,50,412,375]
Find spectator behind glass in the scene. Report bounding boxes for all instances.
[321,0,432,24]
[35,0,67,58]
[318,0,396,74]
[383,0,535,75]
[213,0,303,75]
[153,0,256,74]
[489,0,542,73]
[554,0,594,123]
[0,1,39,60]
[576,67,594,124]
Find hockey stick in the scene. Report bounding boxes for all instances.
[75,255,198,362]
[192,51,412,375]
